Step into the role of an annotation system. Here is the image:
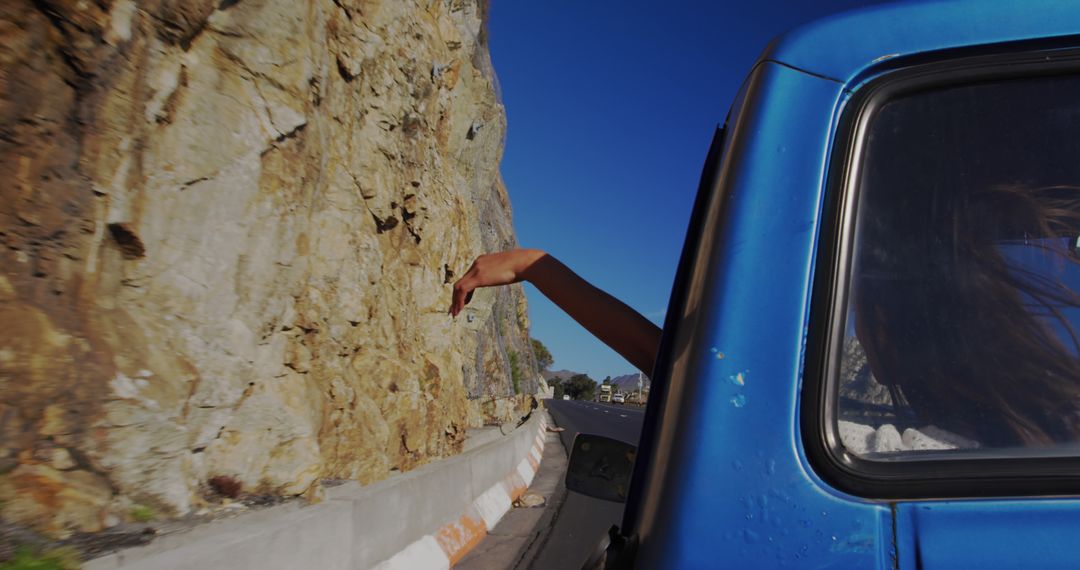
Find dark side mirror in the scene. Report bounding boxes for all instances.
[566,434,637,503]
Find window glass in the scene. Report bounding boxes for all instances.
[838,73,1080,460]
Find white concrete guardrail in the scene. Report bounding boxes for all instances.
[86,412,550,570]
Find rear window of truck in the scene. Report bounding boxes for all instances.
[835,70,1080,462]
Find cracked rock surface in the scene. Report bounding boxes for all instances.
[0,0,538,539]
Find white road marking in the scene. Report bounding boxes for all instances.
[620,414,627,418]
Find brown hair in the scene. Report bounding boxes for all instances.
[854,184,1080,447]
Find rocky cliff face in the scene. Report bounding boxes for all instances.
[0,0,538,539]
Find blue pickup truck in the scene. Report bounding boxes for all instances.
[566,1,1080,568]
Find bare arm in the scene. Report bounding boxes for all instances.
[450,249,662,375]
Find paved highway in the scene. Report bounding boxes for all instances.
[531,399,645,570]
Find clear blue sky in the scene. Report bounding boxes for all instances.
[488,0,890,380]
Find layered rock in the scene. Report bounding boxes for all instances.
[0,0,538,539]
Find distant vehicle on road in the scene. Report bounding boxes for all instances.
[611,393,625,404]
[562,394,570,401]
[598,383,612,403]
[566,2,1080,568]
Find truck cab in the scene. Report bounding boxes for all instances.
[600,384,613,403]
[568,1,1080,567]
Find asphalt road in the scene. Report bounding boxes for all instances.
[530,399,645,570]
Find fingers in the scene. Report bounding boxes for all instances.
[450,277,474,317]
[448,252,516,317]
[450,283,464,316]
[449,260,477,316]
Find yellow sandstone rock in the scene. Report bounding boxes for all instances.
[0,0,539,537]
[0,465,113,538]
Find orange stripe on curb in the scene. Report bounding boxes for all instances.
[504,473,528,502]
[431,420,551,567]
[435,510,488,566]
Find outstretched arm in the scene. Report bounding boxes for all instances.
[450,249,662,375]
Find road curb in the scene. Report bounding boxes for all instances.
[452,410,567,570]
[509,443,568,568]
[379,414,549,569]
[86,413,549,570]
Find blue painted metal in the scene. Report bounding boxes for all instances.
[895,501,1080,570]
[629,2,1080,568]
[763,0,1080,85]
[636,61,891,569]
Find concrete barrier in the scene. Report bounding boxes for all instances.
[86,413,550,570]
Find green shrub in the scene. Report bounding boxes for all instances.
[130,504,156,522]
[530,338,553,371]
[0,546,81,570]
[508,351,522,395]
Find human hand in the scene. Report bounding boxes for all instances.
[449,248,661,373]
[449,249,544,317]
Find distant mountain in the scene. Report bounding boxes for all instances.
[542,369,581,381]
[541,369,650,392]
[609,373,650,392]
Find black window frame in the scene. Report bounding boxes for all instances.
[802,43,1080,500]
